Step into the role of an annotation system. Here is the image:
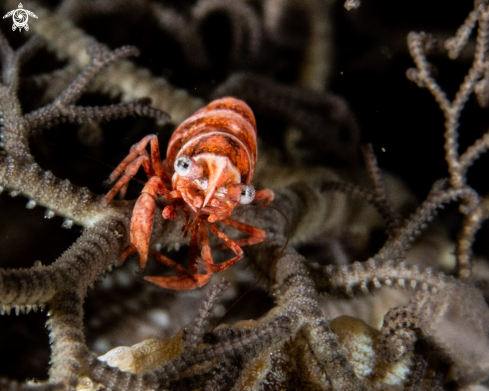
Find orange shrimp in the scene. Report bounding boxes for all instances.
[103,97,274,290]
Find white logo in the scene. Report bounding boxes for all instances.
[3,3,37,32]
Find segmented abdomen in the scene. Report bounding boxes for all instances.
[166,97,257,183]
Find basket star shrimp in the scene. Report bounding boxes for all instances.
[103,97,274,290]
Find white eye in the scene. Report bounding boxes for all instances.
[174,156,193,176]
[240,184,255,204]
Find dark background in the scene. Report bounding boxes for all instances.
[0,0,487,381]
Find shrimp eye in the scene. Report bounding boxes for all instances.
[175,156,193,176]
[240,184,255,204]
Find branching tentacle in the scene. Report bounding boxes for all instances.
[46,289,89,386]
[0,154,104,226]
[86,354,157,391]
[22,1,205,125]
[378,180,479,261]
[24,100,170,133]
[0,218,127,307]
[311,259,447,297]
[182,279,230,352]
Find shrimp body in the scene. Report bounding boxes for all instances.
[167,98,258,221]
[104,97,273,290]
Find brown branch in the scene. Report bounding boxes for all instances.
[0,217,127,307]
[19,0,205,125]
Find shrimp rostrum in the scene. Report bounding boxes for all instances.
[103,97,274,290]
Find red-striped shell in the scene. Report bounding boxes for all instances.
[166,97,257,184]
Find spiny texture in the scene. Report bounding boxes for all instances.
[1,0,489,390]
